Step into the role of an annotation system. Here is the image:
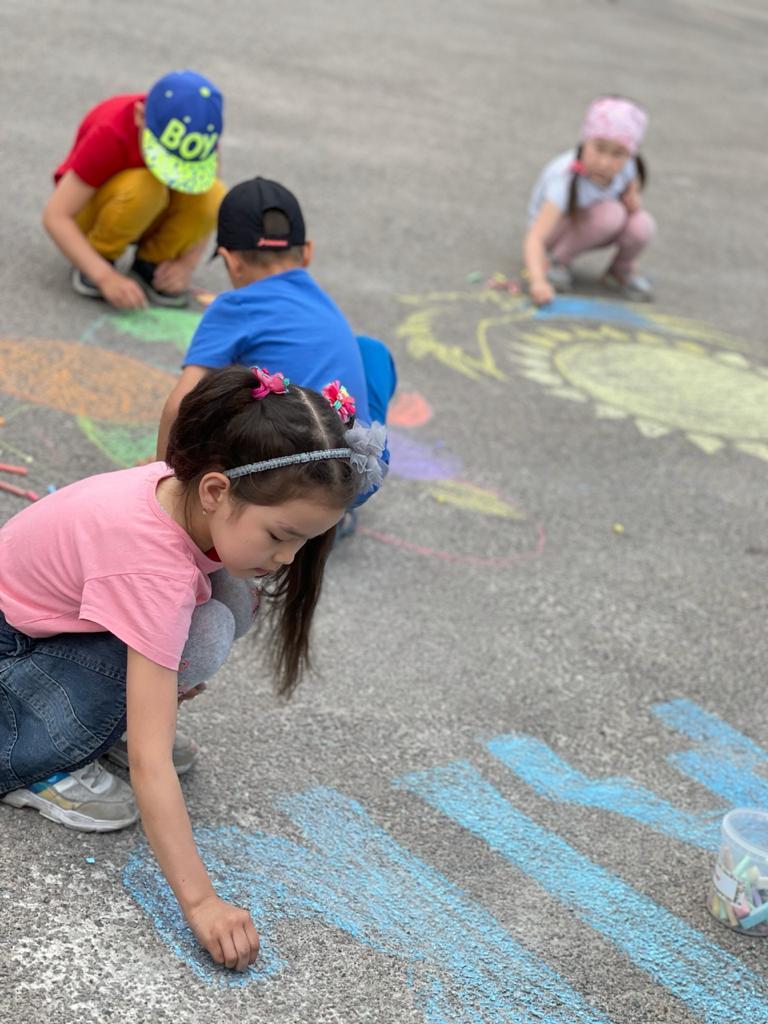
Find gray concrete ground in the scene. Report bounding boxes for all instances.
[1,1,768,1022]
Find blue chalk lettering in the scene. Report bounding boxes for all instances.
[653,699,768,806]
[486,733,721,849]
[124,788,612,1022]
[399,761,768,1024]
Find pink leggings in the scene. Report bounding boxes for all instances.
[546,200,655,280]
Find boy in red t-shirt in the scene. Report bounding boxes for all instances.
[43,70,225,309]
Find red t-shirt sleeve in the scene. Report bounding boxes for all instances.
[67,123,134,189]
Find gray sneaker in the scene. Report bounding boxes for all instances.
[129,258,190,308]
[71,266,104,300]
[106,730,199,776]
[1,761,138,832]
[546,261,573,292]
[604,271,654,302]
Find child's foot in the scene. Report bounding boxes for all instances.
[603,270,654,302]
[71,267,105,300]
[106,730,199,776]
[1,761,138,832]
[129,258,190,308]
[546,261,573,293]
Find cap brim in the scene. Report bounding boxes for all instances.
[141,128,217,195]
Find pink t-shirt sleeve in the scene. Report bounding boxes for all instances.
[80,573,198,670]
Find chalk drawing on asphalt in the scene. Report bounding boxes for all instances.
[124,699,768,1023]
[396,289,768,461]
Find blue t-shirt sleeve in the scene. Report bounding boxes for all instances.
[183,294,244,369]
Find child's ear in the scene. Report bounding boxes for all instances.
[134,101,145,129]
[301,240,314,267]
[219,247,240,277]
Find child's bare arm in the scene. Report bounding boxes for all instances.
[523,200,562,305]
[42,171,147,309]
[126,647,260,970]
[156,365,211,461]
[620,177,643,213]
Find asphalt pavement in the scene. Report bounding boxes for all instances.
[1,2,768,1022]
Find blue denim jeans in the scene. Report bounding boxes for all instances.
[0,571,254,795]
[0,610,128,795]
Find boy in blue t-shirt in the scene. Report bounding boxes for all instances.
[156,177,396,457]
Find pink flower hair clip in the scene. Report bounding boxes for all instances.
[322,380,356,423]
[251,367,290,400]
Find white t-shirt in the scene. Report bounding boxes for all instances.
[527,148,637,224]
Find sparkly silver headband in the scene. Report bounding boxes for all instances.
[223,448,352,480]
[223,422,389,496]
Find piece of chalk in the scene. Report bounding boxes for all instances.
[466,271,484,284]
[734,900,750,919]
[0,480,39,501]
[722,847,734,871]
[753,887,763,908]
[0,462,28,475]
[710,893,721,916]
[612,522,625,534]
[84,856,96,865]
[734,855,752,879]
[740,900,768,930]
[725,901,738,927]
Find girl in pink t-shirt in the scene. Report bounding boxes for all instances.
[0,365,385,973]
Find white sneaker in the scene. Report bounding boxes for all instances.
[2,761,138,832]
[604,271,654,302]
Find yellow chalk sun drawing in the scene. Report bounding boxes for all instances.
[396,288,768,462]
[511,328,768,460]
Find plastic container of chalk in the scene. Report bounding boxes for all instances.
[709,809,768,936]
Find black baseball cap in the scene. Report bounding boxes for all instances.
[215,177,306,252]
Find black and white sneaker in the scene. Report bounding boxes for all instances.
[71,266,104,300]
[129,258,190,308]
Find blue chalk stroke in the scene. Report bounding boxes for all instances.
[653,698,768,806]
[486,733,721,850]
[399,761,768,1024]
[124,788,612,1022]
[533,297,652,327]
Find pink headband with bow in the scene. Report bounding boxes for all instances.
[579,97,647,155]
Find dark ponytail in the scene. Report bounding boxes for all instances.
[166,366,360,696]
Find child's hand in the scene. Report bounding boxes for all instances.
[153,259,193,295]
[186,894,260,971]
[530,280,555,306]
[101,269,148,309]
[178,682,207,704]
[621,178,643,214]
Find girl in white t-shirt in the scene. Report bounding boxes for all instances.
[523,96,655,305]
[0,366,385,972]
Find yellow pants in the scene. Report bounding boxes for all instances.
[75,169,225,263]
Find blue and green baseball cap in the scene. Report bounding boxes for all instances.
[141,70,223,195]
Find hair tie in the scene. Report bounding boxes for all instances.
[251,367,290,400]
[322,380,356,423]
[570,159,587,175]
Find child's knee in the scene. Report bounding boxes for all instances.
[593,200,629,238]
[626,209,656,245]
[179,599,236,686]
[110,169,170,218]
[209,570,258,640]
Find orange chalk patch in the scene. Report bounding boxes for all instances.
[388,391,433,428]
[0,338,174,424]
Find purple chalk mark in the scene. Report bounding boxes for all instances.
[387,429,463,481]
